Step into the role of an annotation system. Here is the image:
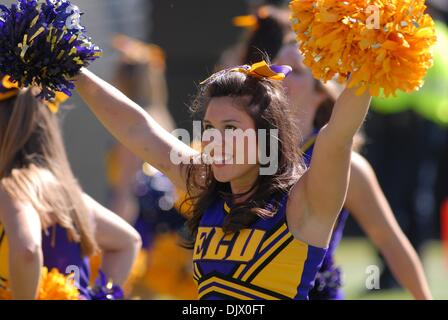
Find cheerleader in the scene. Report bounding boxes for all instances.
[275,43,432,300]
[2,0,430,301]
[0,78,141,299]
[231,0,433,299]
[72,52,374,300]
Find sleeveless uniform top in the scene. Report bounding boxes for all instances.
[0,223,91,297]
[192,194,327,300]
[301,132,348,300]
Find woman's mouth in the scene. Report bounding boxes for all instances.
[211,153,233,165]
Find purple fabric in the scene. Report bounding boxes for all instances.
[270,65,293,77]
[133,171,186,249]
[42,225,87,274]
[308,210,348,300]
[42,225,124,300]
[320,210,349,271]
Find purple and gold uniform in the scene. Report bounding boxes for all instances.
[193,195,327,300]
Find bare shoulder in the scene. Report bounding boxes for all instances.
[0,188,20,220]
[0,187,40,231]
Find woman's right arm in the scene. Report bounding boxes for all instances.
[0,190,43,300]
[345,153,432,300]
[75,68,199,191]
[83,194,141,286]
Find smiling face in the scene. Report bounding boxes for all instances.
[185,70,306,236]
[203,96,260,187]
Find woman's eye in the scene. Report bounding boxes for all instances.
[204,124,213,130]
[225,125,237,131]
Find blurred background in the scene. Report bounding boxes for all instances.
[3,0,447,299]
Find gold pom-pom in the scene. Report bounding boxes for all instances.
[0,267,80,300]
[122,250,148,295]
[38,267,80,300]
[290,0,437,97]
[0,286,12,300]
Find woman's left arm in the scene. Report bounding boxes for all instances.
[292,87,372,229]
[345,153,432,300]
[0,191,43,300]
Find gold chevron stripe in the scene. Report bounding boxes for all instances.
[260,223,287,252]
[199,276,280,300]
[241,232,291,281]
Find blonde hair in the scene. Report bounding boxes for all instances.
[0,88,97,256]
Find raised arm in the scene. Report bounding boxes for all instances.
[75,68,199,191]
[305,87,371,219]
[288,86,371,247]
[345,153,432,300]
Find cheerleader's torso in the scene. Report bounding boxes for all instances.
[193,195,327,300]
[301,131,348,300]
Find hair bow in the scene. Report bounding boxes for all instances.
[0,76,19,101]
[231,61,292,80]
[201,60,292,85]
[0,75,68,113]
[45,91,70,113]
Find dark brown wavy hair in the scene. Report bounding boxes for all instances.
[182,70,306,248]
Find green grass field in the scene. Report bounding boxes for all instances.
[335,238,448,299]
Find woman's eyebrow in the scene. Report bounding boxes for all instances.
[203,119,241,125]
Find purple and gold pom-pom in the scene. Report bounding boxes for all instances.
[0,0,101,100]
[81,270,124,300]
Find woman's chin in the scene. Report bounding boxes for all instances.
[212,164,234,182]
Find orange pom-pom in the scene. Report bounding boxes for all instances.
[290,0,437,97]
[38,267,80,300]
[0,267,80,300]
[0,286,12,300]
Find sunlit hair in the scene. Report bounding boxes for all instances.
[0,89,97,256]
[182,70,306,247]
